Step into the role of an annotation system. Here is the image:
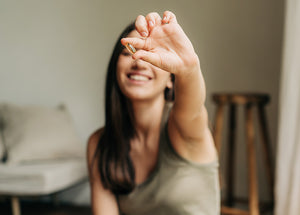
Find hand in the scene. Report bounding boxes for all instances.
[121,11,200,75]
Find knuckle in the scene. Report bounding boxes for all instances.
[146,12,158,20]
[136,15,144,21]
[165,10,175,18]
[135,21,141,28]
[149,12,156,16]
[135,16,147,29]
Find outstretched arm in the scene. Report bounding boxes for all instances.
[121,11,217,163]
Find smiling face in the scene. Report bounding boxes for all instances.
[116,30,173,102]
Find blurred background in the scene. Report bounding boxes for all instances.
[0,0,286,213]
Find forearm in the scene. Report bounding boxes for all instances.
[172,56,207,119]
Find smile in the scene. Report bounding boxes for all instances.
[128,74,151,81]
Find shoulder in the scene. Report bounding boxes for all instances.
[86,128,120,214]
[87,127,104,169]
[88,128,104,149]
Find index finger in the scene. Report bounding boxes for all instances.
[120,37,147,51]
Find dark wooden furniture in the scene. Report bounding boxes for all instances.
[212,93,274,215]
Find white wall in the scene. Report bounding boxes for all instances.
[0,0,283,205]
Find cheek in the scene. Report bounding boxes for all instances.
[155,69,171,86]
[117,55,133,74]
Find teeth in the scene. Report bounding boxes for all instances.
[129,75,149,81]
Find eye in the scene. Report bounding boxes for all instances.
[121,49,131,56]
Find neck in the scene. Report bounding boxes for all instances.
[130,96,166,141]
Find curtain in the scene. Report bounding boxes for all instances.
[275,0,300,214]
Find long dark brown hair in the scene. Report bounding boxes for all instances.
[95,22,174,195]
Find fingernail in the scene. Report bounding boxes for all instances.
[149,20,154,27]
[141,31,148,37]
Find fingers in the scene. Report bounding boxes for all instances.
[145,12,162,32]
[162,11,177,24]
[132,50,162,69]
[135,15,148,37]
[134,11,177,37]
[135,12,161,37]
[120,37,146,50]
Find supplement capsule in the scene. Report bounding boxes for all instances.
[125,43,136,54]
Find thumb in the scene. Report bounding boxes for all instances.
[133,50,166,72]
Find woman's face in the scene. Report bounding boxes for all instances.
[116,30,172,102]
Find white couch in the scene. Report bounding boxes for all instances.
[0,103,88,215]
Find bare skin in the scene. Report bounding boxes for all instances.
[87,11,217,215]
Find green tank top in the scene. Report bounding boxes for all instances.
[118,124,220,215]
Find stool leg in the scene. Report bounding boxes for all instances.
[245,104,260,215]
[213,102,226,210]
[257,104,274,206]
[11,197,21,215]
[213,102,225,155]
[226,104,237,207]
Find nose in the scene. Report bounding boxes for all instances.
[131,58,147,70]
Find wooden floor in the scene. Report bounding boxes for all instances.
[0,201,92,215]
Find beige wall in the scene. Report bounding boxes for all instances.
[0,0,283,205]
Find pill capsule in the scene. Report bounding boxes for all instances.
[125,43,136,54]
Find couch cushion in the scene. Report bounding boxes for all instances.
[0,158,87,195]
[1,103,84,164]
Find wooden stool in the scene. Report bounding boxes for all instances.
[212,93,274,215]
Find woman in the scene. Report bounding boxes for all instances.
[87,11,220,215]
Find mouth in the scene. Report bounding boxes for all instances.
[127,73,152,81]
